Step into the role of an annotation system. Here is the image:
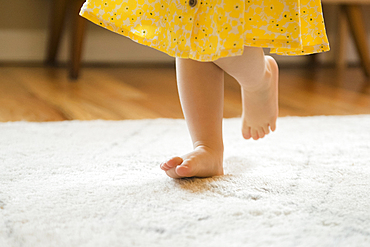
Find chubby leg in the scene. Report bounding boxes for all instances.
[213,47,279,140]
[160,58,224,179]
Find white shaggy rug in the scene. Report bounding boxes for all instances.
[1,115,370,247]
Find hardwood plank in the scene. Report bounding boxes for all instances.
[279,68,370,116]
[15,67,160,120]
[0,65,369,122]
[0,67,67,121]
[107,67,184,118]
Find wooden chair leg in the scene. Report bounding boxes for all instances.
[46,0,68,65]
[336,5,349,71]
[69,0,87,80]
[343,5,370,78]
[307,54,319,68]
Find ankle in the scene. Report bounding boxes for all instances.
[239,56,273,92]
[193,142,224,154]
[241,71,272,93]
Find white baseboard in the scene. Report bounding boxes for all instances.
[0,28,363,65]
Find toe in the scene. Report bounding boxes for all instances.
[270,121,277,132]
[165,168,182,179]
[161,162,172,171]
[257,127,265,139]
[251,128,259,140]
[166,157,183,168]
[175,160,196,177]
[161,157,183,172]
[242,126,252,139]
[175,165,191,177]
[160,162,166,170]
[263,124,270,135]
[165,160,194,179]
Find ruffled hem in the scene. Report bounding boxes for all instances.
[80,3,330,61]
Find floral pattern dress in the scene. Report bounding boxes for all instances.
[80,0,330,61]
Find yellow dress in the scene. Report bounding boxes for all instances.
[80,0,330,61]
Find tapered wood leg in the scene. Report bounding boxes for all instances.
[307,54,319,68]
[46,0,68,65]
[69,0,87,80]
[343,5,370,78]
[336,5,349,71]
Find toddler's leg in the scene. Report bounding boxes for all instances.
[213,47,279,140]
[160,58,224,178]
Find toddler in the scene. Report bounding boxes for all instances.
[80,0,329,178]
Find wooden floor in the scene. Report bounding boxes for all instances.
[0,64,370,122]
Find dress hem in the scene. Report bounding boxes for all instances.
[80,9,330,61]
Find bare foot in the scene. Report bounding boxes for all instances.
[159,146,224,179]
[241,55,279,140]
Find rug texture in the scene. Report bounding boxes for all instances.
[1,115,370,247]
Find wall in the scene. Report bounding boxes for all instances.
[0,0,369,65]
